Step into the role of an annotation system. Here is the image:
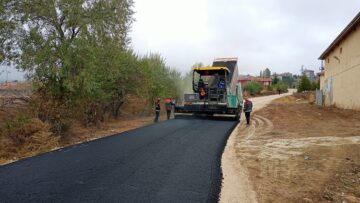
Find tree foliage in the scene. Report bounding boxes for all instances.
[272,74,279,85]
[282,76,295,88]
[0,0,183,131]
[297,74,312,92]
[272,81,288,92]
[244,81,263,96]
[311,80,320,90]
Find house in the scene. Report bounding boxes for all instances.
[238,75,272,87]
[238,75,253,86]
[318,12,360,110]
[257,78,272,86]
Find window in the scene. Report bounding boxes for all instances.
[340,47,342,54]
[327,58,330,63]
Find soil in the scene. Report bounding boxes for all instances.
[223,92,360,203]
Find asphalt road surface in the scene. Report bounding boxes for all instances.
[0,117,237,202]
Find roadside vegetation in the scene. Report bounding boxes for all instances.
[0,0,187,163]
[244,81,263,96]
[297,74,320,92]
[244,80,288,96]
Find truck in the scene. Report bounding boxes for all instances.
[175,57,243,120]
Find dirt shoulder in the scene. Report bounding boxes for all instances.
[223,92,360,202]
[0,89,172,165]
[0,115,157,165]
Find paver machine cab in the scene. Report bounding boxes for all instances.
[175,58,243,120]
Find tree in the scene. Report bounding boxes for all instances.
[244,81,263,96]
[311,80,320,90]
[272,81,288,92]
[272,74,279,85]
[282,76,295,87]
[1,0,140,127]
[297,74,312,92]
[1,0,134,97]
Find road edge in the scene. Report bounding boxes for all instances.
[219,122,258,203]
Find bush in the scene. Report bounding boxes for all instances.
[311,80,320,90]
[0,113,59,161]
[272,81,288,92]
[1,114,46,145]
[297,75,312,92]
[244,81,263,95]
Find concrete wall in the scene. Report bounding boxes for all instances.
[319,74,325,90]
[322,23,360,110]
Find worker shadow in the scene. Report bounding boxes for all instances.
[174,114,239,122]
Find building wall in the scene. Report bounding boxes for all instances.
[322,23,360,110]
[319,74,325,90]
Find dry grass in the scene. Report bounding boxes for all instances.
[0,116,59,164]
[235,93,360,203]
[0,94,157,165]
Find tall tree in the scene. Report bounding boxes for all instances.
[297,74,312,92]
[272,73,279,85]
[1,0,134,95]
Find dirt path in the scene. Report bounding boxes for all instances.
[220,90,295,203]
[221,91,360,203]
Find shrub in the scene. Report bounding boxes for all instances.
[297,75,312,92]
[244,81,263,95]
[272,81,288,92]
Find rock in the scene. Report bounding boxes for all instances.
[342,195,358,203]
[303,197,314,203]
[304,156,310,160]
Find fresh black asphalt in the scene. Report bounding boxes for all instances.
[0,117,237,203]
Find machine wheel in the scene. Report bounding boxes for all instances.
[234,106,241,121]
[234,112,240,121]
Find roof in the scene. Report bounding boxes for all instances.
[239,75,254,80]
[239,77,252,81]
[319,12,360,60]
[192,66,230,72]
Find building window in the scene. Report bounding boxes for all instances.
[340,47,342,54]
[327,58,330,63]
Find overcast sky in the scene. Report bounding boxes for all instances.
[130,0,360,76]
[2,1,359,81]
